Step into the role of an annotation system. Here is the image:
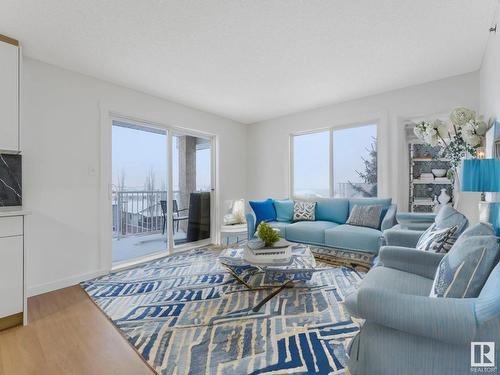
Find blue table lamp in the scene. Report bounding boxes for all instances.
[462,158,500,222]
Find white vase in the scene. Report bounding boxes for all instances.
[452,164,462,210]
[438,188,451,205]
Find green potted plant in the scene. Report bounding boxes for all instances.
[257,222,280,248]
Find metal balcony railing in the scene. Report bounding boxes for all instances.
[112,190,181,240]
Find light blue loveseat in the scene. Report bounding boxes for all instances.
[246,198,397,255]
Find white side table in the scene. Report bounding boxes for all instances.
[220,223,247,245]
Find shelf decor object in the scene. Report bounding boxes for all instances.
[408,143,453,212]
[462,158,500,222]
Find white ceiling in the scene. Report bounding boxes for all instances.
[1,1,498,123]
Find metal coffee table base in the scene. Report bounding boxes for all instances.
[224,266,294,312]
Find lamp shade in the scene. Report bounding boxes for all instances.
[461,159,500,192]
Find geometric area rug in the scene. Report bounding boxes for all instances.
[81,247,364,375]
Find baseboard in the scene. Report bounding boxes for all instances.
[0,312,23,331]
[27,269,108,297]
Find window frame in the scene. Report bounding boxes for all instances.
[289,122,379,200]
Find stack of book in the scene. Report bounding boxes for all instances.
[244,239,292,264]
[419,172,434,181]
[434,177,449,182]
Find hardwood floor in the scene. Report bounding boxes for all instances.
[0,286,154,375]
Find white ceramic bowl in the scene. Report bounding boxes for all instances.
[432,169,447,177]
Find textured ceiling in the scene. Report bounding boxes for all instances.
[1,0,498,123]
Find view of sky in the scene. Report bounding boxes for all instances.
[112,121,211,192]
[293,124,377,197]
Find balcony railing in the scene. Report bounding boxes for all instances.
[335,182,377,198]
[112,190,181,240]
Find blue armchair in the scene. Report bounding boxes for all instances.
[345,245,500,375]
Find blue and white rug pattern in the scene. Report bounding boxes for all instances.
[82,247,363,375]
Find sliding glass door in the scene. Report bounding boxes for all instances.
[111,118,214,265]
[112,120,168,264]
[172,132,212,247]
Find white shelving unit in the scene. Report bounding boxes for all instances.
[409,143,454,212]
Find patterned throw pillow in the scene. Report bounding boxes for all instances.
[416,225,458,253]
[430,223,500,298]
[346,205,382,229]
[293,201,316,221]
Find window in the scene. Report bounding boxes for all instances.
[292,124,377,199]
[292,130,330,198]
[333,124,377,198]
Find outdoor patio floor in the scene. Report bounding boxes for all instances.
[112,231,187,264]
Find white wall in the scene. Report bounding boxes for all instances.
[480,14,500,146]
[22,58,247,296]
[247,72,479,212]
[480,11,500,206]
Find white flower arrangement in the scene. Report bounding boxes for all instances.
[449,107,476,128]
[413,120,447,146]
[461,118,488,147]
[413,107,490,171]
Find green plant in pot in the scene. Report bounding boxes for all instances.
[257,222,280,247]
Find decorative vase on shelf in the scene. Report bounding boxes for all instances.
[432,195,440,213]
[438,188,451,205]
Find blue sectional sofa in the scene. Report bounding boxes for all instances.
[246,198,397,254]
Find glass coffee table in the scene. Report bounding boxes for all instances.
[218,244,322,312]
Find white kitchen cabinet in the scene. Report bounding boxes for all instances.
[0,236,23,317]
[0,212,27,330]
[0,35,20,152]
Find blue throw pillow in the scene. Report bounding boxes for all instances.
[273,199,294,222]
[249,199,276,226]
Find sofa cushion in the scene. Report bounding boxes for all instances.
[273,199,294,222]
[267,221,290,238]
[249,198,276,226]
[315,198,349,224]
[349,198,391,213]
[325,224,383,254]
[345,266,433,317]
[430,224,500,298]
[286,221,338,244]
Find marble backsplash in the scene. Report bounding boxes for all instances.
[0,154,22,207]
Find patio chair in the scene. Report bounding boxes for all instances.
[160,200,189,234]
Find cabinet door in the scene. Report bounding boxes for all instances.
[0,236,23,317]
[0,41,19,151]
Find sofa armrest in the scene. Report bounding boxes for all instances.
[383,228,424,248]
[380,204,398,232]
[357,287,478,345]
[246,213,255,240]
[379,246,444,279]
